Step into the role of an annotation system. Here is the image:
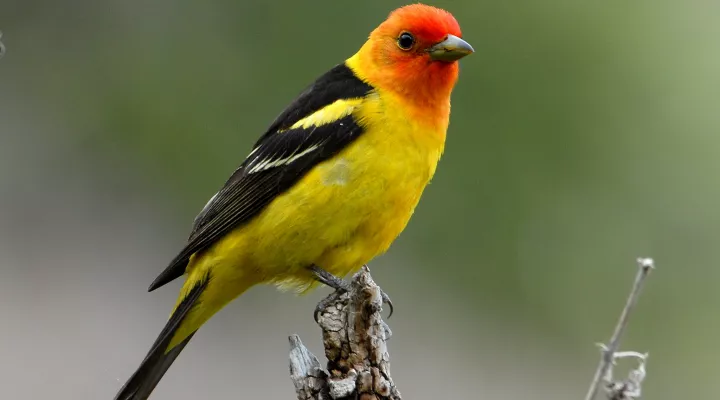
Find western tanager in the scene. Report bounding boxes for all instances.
[115,4,472,399]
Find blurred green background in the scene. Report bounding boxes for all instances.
[1,0,718,399]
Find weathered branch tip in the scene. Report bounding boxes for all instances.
[584,257,655,400]
[289,267,401,400]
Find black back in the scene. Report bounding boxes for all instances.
[148,63,374,291]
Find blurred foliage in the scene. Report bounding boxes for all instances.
[2,0,720,399]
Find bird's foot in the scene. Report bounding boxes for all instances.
[309,264,393,322]
[309,264,351,292]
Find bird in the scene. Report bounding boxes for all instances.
[114,4,473,399]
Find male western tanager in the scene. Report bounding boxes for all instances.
[115,4,472,399]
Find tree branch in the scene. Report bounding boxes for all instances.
[289,266,401,400]
[584,257,655,400]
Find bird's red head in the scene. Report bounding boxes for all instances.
[350,4,473,117]
[382,4,463,51]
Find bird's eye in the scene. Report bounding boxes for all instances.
[397,32,415,50]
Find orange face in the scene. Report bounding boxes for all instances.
[380,4,463,56]
[360,4,473,108]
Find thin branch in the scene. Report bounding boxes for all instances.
[289,266,401,400]
[584,257,655,400]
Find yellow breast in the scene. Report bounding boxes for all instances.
[285,90,446,281]
[194,88,448,292]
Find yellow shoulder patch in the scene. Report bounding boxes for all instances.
[285,98,364,131]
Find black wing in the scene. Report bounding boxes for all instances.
[148,63,373,291]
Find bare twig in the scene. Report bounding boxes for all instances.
[289,266,401,400]
[584,257,655,400]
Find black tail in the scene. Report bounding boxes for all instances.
[114,277,209,400]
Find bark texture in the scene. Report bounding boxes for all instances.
[289,266,401,400]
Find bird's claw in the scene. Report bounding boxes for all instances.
[314,290,342,323]
[310,264,394,322]
[380,289,394,319]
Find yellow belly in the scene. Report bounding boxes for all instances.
[169,92,448,348]
[189,93,447,293]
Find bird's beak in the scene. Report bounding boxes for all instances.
[428,34,474,62]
